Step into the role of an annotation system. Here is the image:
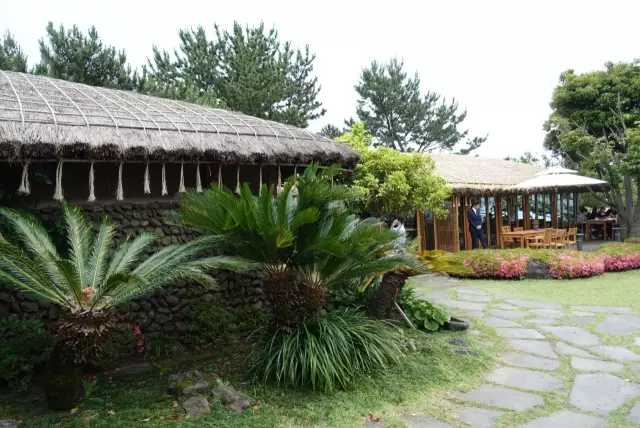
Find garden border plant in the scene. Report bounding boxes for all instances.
[421,242,640,280]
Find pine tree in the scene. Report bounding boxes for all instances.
[355,58,485,153]
[146,22,325,127]
[0,32,28,72]
[36,22,138,89]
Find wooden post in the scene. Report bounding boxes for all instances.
[433,216,439,250]
[496,197,503,248]
[485,196,491,248]
[463,196,472,250]
[551,192,558,228]
[416,210,426,254]
[453,196,461,252]
[523,194,530,230]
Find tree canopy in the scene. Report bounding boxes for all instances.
[338,122,450,218]
[0,32,27,72]
[354,58,486,154]
[146,22,324,127]
[35,22,139,90]
[544,61,640,236]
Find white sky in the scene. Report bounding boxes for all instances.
[2,0,639,158]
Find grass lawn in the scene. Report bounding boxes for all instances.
[471,270,640,312]
[0,327,502,428]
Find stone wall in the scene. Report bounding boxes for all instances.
[0,199,265,345]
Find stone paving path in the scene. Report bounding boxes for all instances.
[402,274,640,428]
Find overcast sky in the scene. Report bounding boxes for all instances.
[2,0,638,158]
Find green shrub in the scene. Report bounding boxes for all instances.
[0,316,54,390]
[252,309,405,392]
[399,288,449,331]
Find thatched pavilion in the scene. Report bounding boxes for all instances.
[0,70,358,204]
[416,153,609,252]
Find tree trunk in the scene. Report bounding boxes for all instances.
[366,271,411,319]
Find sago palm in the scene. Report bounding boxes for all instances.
[0,204,249,365]
[180,165,419,327]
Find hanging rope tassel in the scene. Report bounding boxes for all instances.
[116,162,124,201]
[294,165,298,183]
[258,165,263,194]
[53,160,64,201]
[17,161,30,195]
[277,164,283,194]
[178,162,186,193]
[217,164,222,189]
[161,163,168,196]
[88,162,96,202]
[143,162,151,195]
[235,165,241,194]
[196,162,203,192]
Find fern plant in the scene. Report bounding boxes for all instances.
[0,204,249,365]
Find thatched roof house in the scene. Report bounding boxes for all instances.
[419,153,610,252]
[430,153,608,194]
[0,71,357,203]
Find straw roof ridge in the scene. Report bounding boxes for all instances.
[0,71,358,166]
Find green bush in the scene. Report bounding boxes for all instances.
[0,316,54,390]
[252,309,405,392]
[399,288,450,332]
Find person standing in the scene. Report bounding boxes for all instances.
[468,201,487,249]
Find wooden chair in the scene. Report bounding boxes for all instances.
[551,229,567,249]
[528,229,554,249]
[513,227,524,232]
[566,227,577,246]
[501,226,515,248]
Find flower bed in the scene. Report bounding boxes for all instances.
[421,242,640,280]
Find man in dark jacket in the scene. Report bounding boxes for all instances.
[468,201,487,249]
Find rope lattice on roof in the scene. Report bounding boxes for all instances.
[0,71,359,167]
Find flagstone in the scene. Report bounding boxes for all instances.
[456,385,543,411]
[570,373,640,415]
[570,357,623,373]
[500,352,559,371]
[519,410,605,428]
[456,407,503,428]
[495,328,545,340]
[540,326,600,347]
[486,366,562,392]
[595,314,640,336]
[591,345,640,362]
[508,339,557,359]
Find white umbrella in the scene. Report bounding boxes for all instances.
[514,167,609,193]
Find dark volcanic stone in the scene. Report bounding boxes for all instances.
[526,260,550,279]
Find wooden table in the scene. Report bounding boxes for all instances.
[500,230,544,249]
[583,219,616,241]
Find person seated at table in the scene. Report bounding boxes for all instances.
[468,200,487,249]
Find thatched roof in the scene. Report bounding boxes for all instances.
[0,71,358,166]
[430,153,609,194]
